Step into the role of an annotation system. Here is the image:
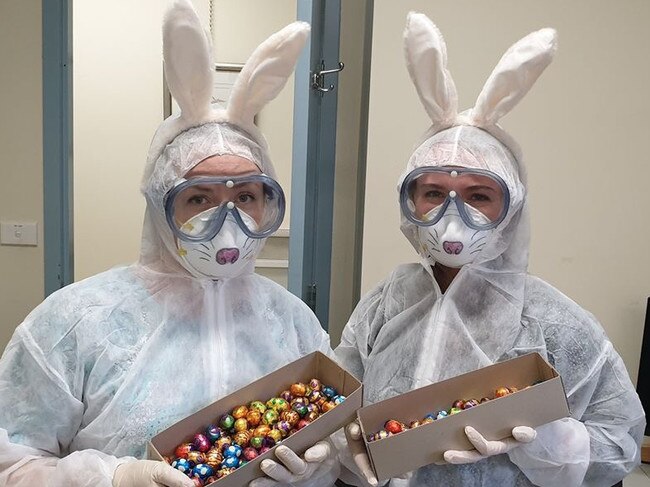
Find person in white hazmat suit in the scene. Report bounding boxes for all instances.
[335,13,644,487]
[0,2,338,486]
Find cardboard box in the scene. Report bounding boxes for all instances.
[148,351,362,486]
[357,352,569,481]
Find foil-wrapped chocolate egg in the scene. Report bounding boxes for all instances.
[280,410,300,427]
[279,390,293,402]
[321,401,336,413]
[274,398,290,413]
[479,397,491,403]
[205,476,218,485]
[463,399,479,409]
[191,477,204,487]
[187,451,207,465]
[275,420,292,437]
[290,383,307,397]
[452,399,465,409]
[223,444,242,458]
[246,410,262,427]
[508,386,519,393]
[436,410,448,420]
[191,463,214,481]
[262,409,279,425]
[421,417,435,425]
[449,407,462,415]
[384,420,404,434]
[293,404,308,417]
[333,395,346,405]
[376,429,390,440]
[232,430,251,447]
[171,458,192,474]
[205,424,222,443]
[305,403,319,415]
[322,386,337,399]
[495,387,510,398]
[250,436,264,449]
[193,434,211,453]
[259,446,272,454]
[234,418,248,432]
[216,467,236,478]
[243,447,259,461]
[232,405,249,420]
[262,436,276,448]
[297,419,310,430]
[308,390,323,403]
[267,429,283,443]
[215,437,232,451]
[253,425,271,437]
[174,442,195,459]
[409,420,421,429]
[309,378,322,391]
[305,411,319,422]
[221,456,240,469]
[219,414,235,431]
[249,401,267,414]
[205,449,223,468]
[291,397,309,408]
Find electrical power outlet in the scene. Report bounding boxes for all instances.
[0,221,38,246]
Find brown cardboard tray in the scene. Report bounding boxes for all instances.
[148,351,362,486]
[357,352,569,481]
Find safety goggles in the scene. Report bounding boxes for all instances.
[400,166,510,230]
[164,174,285,242]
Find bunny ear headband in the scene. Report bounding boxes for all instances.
[144,0,309,178]
[404,12,557,161]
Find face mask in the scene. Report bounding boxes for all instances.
[417,203,493,268]
[176,209,263,280]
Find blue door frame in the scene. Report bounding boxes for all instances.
[289,0,341,330]
[42,0,74,296]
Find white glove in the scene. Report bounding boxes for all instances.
[249,440,335,487]
[443,426,537,464]
[112,460,194,487]
[344,421,378,487]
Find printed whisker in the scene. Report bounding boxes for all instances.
[196,249,212,258]
[472,229,481,239]
[470,236,487,248]
[200,243,210,251]
[470,246,486,255]
[199,257,211,261]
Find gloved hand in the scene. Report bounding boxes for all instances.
[443,426,537,464]
[112,459,195,487]
[249,440,334,487]
[344,421,378,487]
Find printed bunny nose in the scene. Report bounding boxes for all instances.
[216,248,240,265]
[443,241,463,255]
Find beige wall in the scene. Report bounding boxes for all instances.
[73,0,296,280]
[362,0,650,383]
[73,1,165,280]
[0,0,44,349]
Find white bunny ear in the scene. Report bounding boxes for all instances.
[163,0,213,124]
[471,28,557,126]
[403,12,458,128]
[227,22,310,127]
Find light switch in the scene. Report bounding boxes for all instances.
[0,221,38,246]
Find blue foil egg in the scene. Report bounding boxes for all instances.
[322,386,337,399]
[191,463,214,481]
[333,395,346,405]
[221,456,240,469]
[436,410,448,420]
[171,458,192,474]
[223,444,242,458]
